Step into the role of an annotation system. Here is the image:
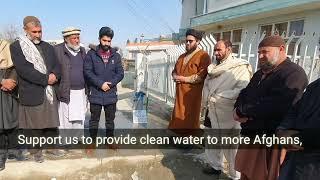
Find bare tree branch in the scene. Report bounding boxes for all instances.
[0,25,21,43]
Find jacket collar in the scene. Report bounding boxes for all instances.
[207,54,251,77]
[63,43,85,57]
[93,45,117,57]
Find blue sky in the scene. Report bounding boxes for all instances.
[0,0,182,47]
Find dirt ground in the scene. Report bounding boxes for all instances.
[0,88,231,180]
[2,149,230,180]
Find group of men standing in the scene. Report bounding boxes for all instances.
[0,15,319,179]
[169,29,319,179]
[0,16,124,170]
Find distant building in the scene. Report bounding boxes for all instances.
[124,40,175,68]
[122,37,175,89]
[46,39,64,46]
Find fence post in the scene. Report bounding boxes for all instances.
[309,45,318,82]
[292,32,305,64]
[207,34,216,61]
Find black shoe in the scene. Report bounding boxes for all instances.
[0,161,5,171]
[8,150,28,161]
[33,150,44,163]
[202,166,222,175]
[34,155,44,163]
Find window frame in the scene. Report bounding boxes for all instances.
[195,0,208,15]
[211,28,243,54]
[259,19,305,55]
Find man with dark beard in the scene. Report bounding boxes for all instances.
[55,27,87,145]
[168,29,211,135]
[233,35,308,180]
[84,26,124,151]
[201,40,252,179]
[10,16,61,163]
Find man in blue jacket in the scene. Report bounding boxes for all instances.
[84,26,124,150]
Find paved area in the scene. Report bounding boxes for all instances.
[0,87,230,180]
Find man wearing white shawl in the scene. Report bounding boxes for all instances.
[202,40,252,180]
[10,16,61,163]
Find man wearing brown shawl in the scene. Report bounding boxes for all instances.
[233,36,308,180]
[0,39,19,171]
[168,29,211,135]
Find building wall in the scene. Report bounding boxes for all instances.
[219,11,318,74]
[179,1,320,57]
[207,0,257,13]
[180,0,196,29]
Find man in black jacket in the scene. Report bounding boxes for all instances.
[233,36,308,180]
[277,78,320,180]
[10,16,61,163]
[84,26,124,151]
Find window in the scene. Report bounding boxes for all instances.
[196,0,208,15]
[212,29,243,54]
[260,25,272,37]
[259,20,305,55]
[222,31,231,41]
[213,33,221,41]
[232,29,242,43]
[275,22,288,36]
[289,20,304,36]
[232,29,243,54]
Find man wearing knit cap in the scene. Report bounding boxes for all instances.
[54,27,87,146]
[233,35,308,180]
[84,26,124,151]
[10,16,61,163]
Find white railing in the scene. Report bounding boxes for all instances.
[142,32,320,106]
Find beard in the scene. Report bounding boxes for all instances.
[259,49,280,72]
[216,53,227,63]
[26,33,41,45]
[185,44,197,54]
[66,42,81,52]
[100,44,110,51]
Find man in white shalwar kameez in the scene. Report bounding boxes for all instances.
[54,27,88,143]
[202,40,252,180]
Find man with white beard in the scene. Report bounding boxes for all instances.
[54,27,87,147]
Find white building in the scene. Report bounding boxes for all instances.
[125,41,175,62]
[177,0,320,55]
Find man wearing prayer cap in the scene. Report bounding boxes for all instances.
[233,35,308,180]
[10,16,61,163]
[168,28,211,135]
[54,27,87,146]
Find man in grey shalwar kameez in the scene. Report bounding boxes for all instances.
[10,16,61,162]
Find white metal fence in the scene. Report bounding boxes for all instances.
[144,32,320,105]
